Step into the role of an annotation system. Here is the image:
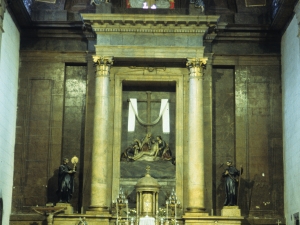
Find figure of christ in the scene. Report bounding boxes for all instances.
[129,141,160,161]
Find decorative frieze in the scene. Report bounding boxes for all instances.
[93,27,207,34]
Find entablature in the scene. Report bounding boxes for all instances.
[81,13,219,34]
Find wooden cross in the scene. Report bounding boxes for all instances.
[129,91,162,133]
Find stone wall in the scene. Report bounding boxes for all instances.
[0,9,20,225]
[281,2,300,224]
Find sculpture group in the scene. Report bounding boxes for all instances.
[121,133,173,162]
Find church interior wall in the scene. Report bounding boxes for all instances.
[281,10,300,225]
[0,9,20,225]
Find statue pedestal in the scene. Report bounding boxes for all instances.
[56,203,73,214]
[221,206,241,217]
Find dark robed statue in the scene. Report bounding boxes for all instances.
[57,158,76,203]
[222,160,240,206]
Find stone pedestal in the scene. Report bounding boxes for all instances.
[56,203,73,214]
[221,206,241,217]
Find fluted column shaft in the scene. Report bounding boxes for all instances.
[186,58,207,212]
[90,56,113,211]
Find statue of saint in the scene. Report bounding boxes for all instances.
[222,160,240,206]
[56,158,76,203]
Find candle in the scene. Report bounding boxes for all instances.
[126,200,129,223]
[166,201,169,221]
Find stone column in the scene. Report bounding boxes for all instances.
[186,58,207,213]
[89,56,113,212]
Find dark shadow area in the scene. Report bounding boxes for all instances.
[47,169,59,204]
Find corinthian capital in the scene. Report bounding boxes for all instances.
[186,58,207,68]
[93,56,114,77]
[186,58,207,77]
[93,56,114,66]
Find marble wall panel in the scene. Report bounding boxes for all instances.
[61,65,87,212]
[233,64,283,217]
[21,79,52,208]
[212,67,235,215]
